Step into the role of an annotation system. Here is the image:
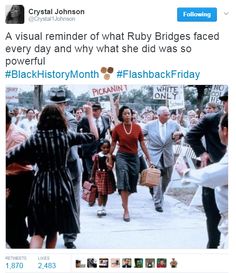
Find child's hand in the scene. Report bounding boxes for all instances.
[106,154,113,169]
[106,153,111,159]
[106,162,113,169]
[89,177,95,184]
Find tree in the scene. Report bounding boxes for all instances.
[76,92,91,107]
[18,91,34,107]
[185,85,212,111]
[46,85,76,104]
[195,85,206,110]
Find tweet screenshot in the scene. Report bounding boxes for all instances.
[1,0,234,272]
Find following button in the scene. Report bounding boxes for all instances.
[177,7,217,22]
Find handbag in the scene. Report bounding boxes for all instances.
[140,167,161,187]
[82,181,97,205]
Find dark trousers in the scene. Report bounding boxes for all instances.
[63,177,80,243]
[64,157,81,243]
[81,158,89,185]
[139,155,147,174]
[202,187,221,248]
[82,157,94,185]
[6,171,34,248]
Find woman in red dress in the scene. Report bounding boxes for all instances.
[109,106,151,221]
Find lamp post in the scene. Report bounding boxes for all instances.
[33,85,43,110]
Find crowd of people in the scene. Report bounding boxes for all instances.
[6,89,228,249]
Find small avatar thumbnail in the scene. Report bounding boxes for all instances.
[122,258,132,268]
[75,259,86,268]
[87,258,97,268]
[157,258,167,268]
[99,258,109,268]
[134,258,143,268]
[145,258,155,268]
[110,258,120,268]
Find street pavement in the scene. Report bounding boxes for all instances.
[56,184,207,249]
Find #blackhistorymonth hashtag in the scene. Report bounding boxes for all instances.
[7,70,99,80]
[121,70,200,80]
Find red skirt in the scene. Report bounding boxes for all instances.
[95,170,116,195]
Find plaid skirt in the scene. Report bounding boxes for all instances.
[95,170,116,195]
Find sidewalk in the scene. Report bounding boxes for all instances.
[56,184,207,249]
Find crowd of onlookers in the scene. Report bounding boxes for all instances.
[8,101,221,134]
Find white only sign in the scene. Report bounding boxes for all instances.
[153,85,184,110]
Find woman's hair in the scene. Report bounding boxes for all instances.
[6,5,24,24]
[118,106,133,122]
[220,113,228,129]
[26,108,35,114]
[37,104,68,131]
[206,102,217,109]
[97,139,111,152]
[6,105,11,125]
[187,110,196,116]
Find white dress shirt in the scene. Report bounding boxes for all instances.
[158,120,166,142]
[182,152,228,214]
[94,117,104,132]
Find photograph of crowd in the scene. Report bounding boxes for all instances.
[5,84,228,249]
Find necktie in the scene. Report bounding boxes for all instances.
[95,119,100,135]
[160,123,166,142]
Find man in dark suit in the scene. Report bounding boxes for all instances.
[185,90,228,248]
[77,103,111,184]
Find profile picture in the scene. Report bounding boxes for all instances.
[87,258,97,268]
[122,258,132,268]
[99,258,109,268]
[134,258,143,268]
[145,258,155,268]
[170,258,178,268]
[75,260,85,268]
[5,5,24,24]
[157,258,167,268]
[110,258,120,268]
